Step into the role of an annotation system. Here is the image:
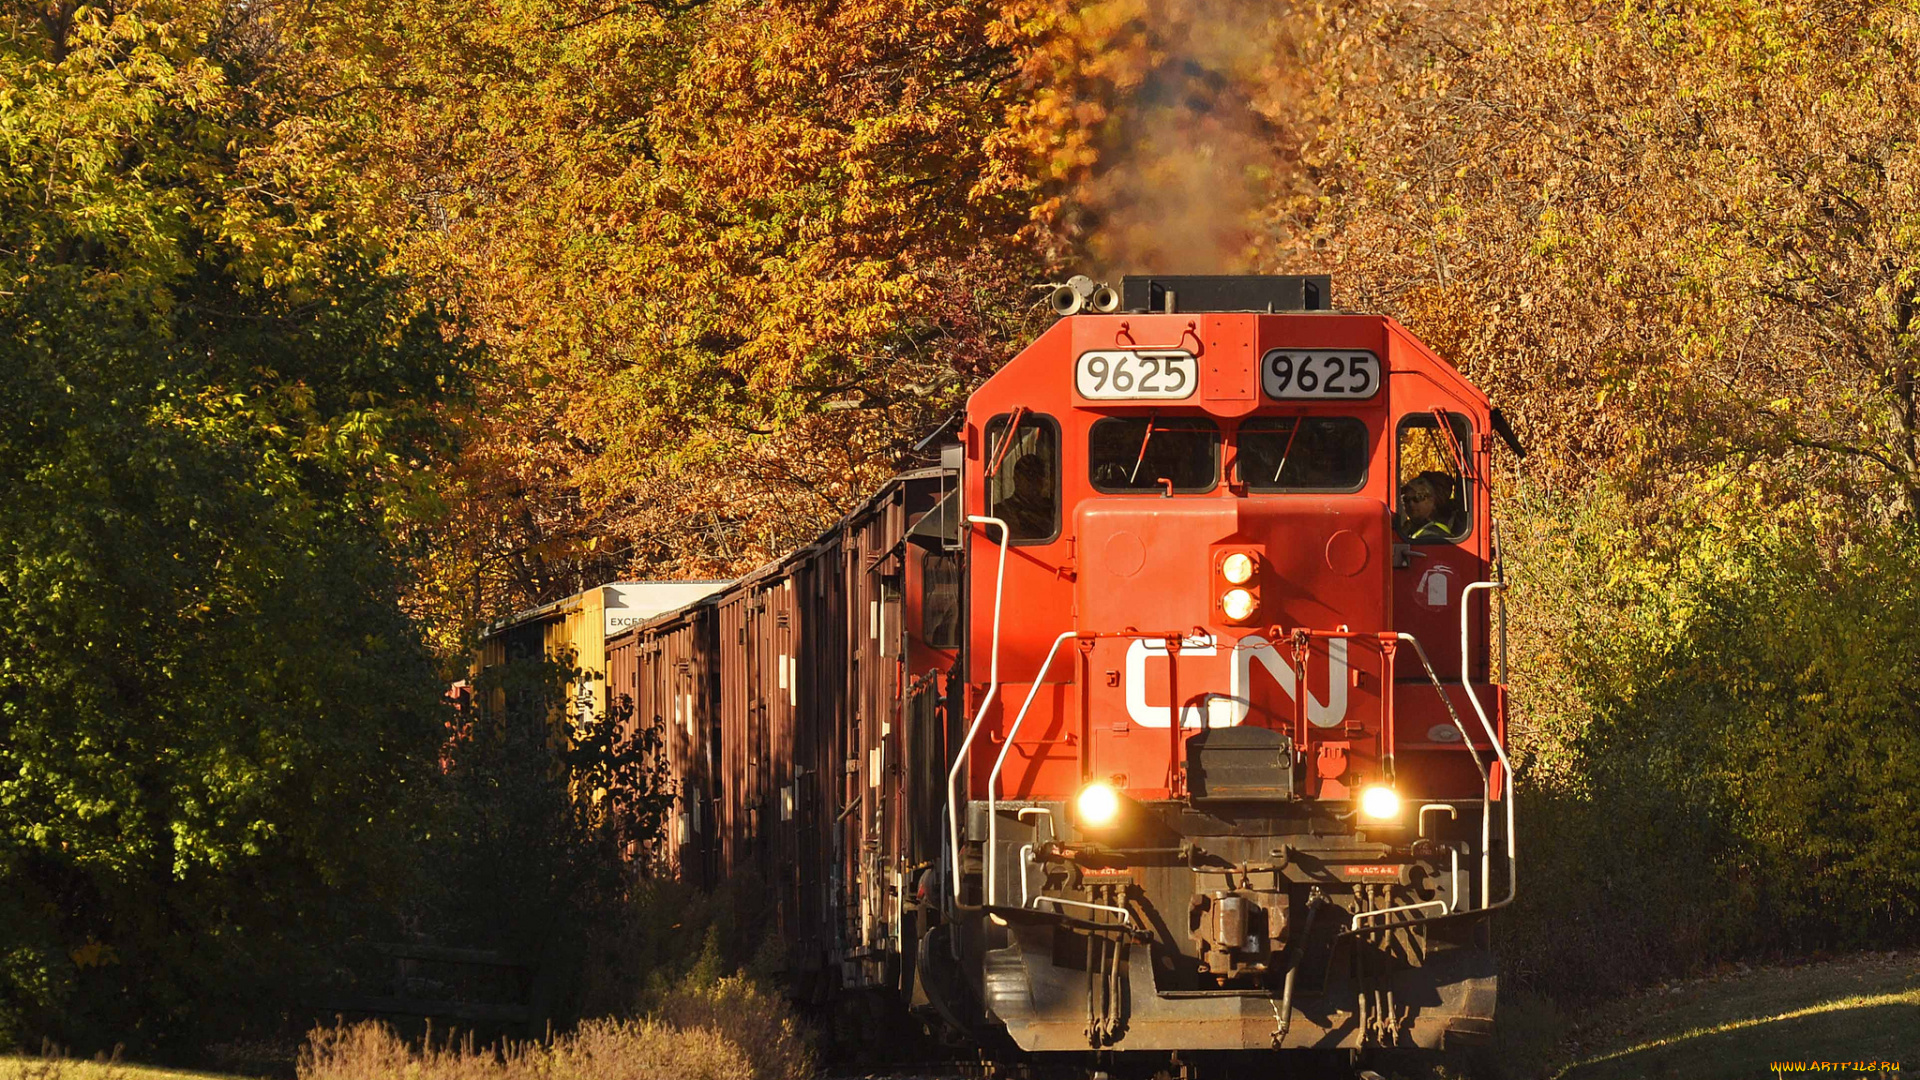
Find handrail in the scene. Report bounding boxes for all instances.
[1351,899,1448,932]
[1421,804,1463,912]
[1461,580,1516,911]
[945,515,1008,907]
[1390,631,1495,910]
[1032,894,1136,929]
[973,627,1186,909]
[1244,625,1500,919]
[987,630,1079,907]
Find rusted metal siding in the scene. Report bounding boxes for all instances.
[603,629,644,863]
[611,606,722,887]
[786,544,845,977]
[614,471,949,988]
[716,592,747,878]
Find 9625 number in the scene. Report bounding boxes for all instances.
[1261,349,1381,400]
[1075,350,1197,400]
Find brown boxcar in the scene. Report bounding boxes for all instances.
[605,470,949,994]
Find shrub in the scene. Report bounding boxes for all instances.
[552,1019,752,1080]
[1498,475,1920,1000]
[650,976,811,1080]
[298,1012,779,1080]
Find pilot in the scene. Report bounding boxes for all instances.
[997,454,1055,540]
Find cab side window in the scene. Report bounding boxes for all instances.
[920,550,962,649]
[1396,413,1472,543]
[984,412,1059,543]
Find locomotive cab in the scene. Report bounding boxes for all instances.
[935,277,1511,1053]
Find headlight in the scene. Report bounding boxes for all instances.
[1221,588,1257,621]
[1076,781,1122,827]
[1221,551,1256,585]
[1360,785,1401,821]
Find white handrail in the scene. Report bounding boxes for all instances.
[1351,899,1447,932]
[986,630,1078,907]
[1392,631,1493,911]
[1033,895,1137,928]
[1419,803,1463,911]
[1460,580,1515,910]
[946,516,1008,906]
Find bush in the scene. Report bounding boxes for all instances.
[575,877,781,1023]
[1498,473,1920,1000]
[298,1019,755,1080]
[650,975,811,1080]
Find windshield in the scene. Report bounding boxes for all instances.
[1088,416,1219,493]
[1237,417,1369,492]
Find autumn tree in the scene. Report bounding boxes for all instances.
[1276,0,1920,517]
[1262,0,1920,993]
[0,0,464,1051]
[291,0,1065,638]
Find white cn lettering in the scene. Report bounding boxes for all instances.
[1124,634,1349,729]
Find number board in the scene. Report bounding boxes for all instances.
[1075,350,1197,401]
[1261,349,1382,400]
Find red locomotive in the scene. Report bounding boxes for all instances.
[603,275,1515,1057]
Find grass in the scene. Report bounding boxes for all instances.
[8,951,1912,1080]
[1494,949,1920,1079]
[0,1061,247,1080]
[0,967,809,1080]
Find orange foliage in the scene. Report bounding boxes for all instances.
[298,0,1920,643]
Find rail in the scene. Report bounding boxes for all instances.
[1031,895,1137,928]
[1351,899,1448,932]
[986,630,1078,907]
[1421,806,1464,912]
[952,579,1515,924]
[982,627,1186,908]
[1461,580,1515,910]
[1294,626,1504,921]
[945,515,1007,907]
[1392,630,1493,909]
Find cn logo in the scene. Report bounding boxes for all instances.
[1123,634,1350,729]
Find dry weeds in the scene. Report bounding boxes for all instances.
[296,975,808,1080]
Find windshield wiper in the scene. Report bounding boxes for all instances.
[1129,412,1160,485]
[1271,417,1304,484]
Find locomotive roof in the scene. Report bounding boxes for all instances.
[970,310,1491,414]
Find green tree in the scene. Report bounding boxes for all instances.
[0,0,465,1052]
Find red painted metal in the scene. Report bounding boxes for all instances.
[964,312,1499,809]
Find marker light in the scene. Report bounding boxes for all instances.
[1360,785,1402,821]
[1076,781,1122,827]
[1221,551,1256,585]
[1221,588,1257,622]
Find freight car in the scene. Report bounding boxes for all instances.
[602,275,1517,1058]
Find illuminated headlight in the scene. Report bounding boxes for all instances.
[1221,588,1257,621]
[1076,781,1122,827]
[1360,785,1402,821]
[1221,551,1256,585]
